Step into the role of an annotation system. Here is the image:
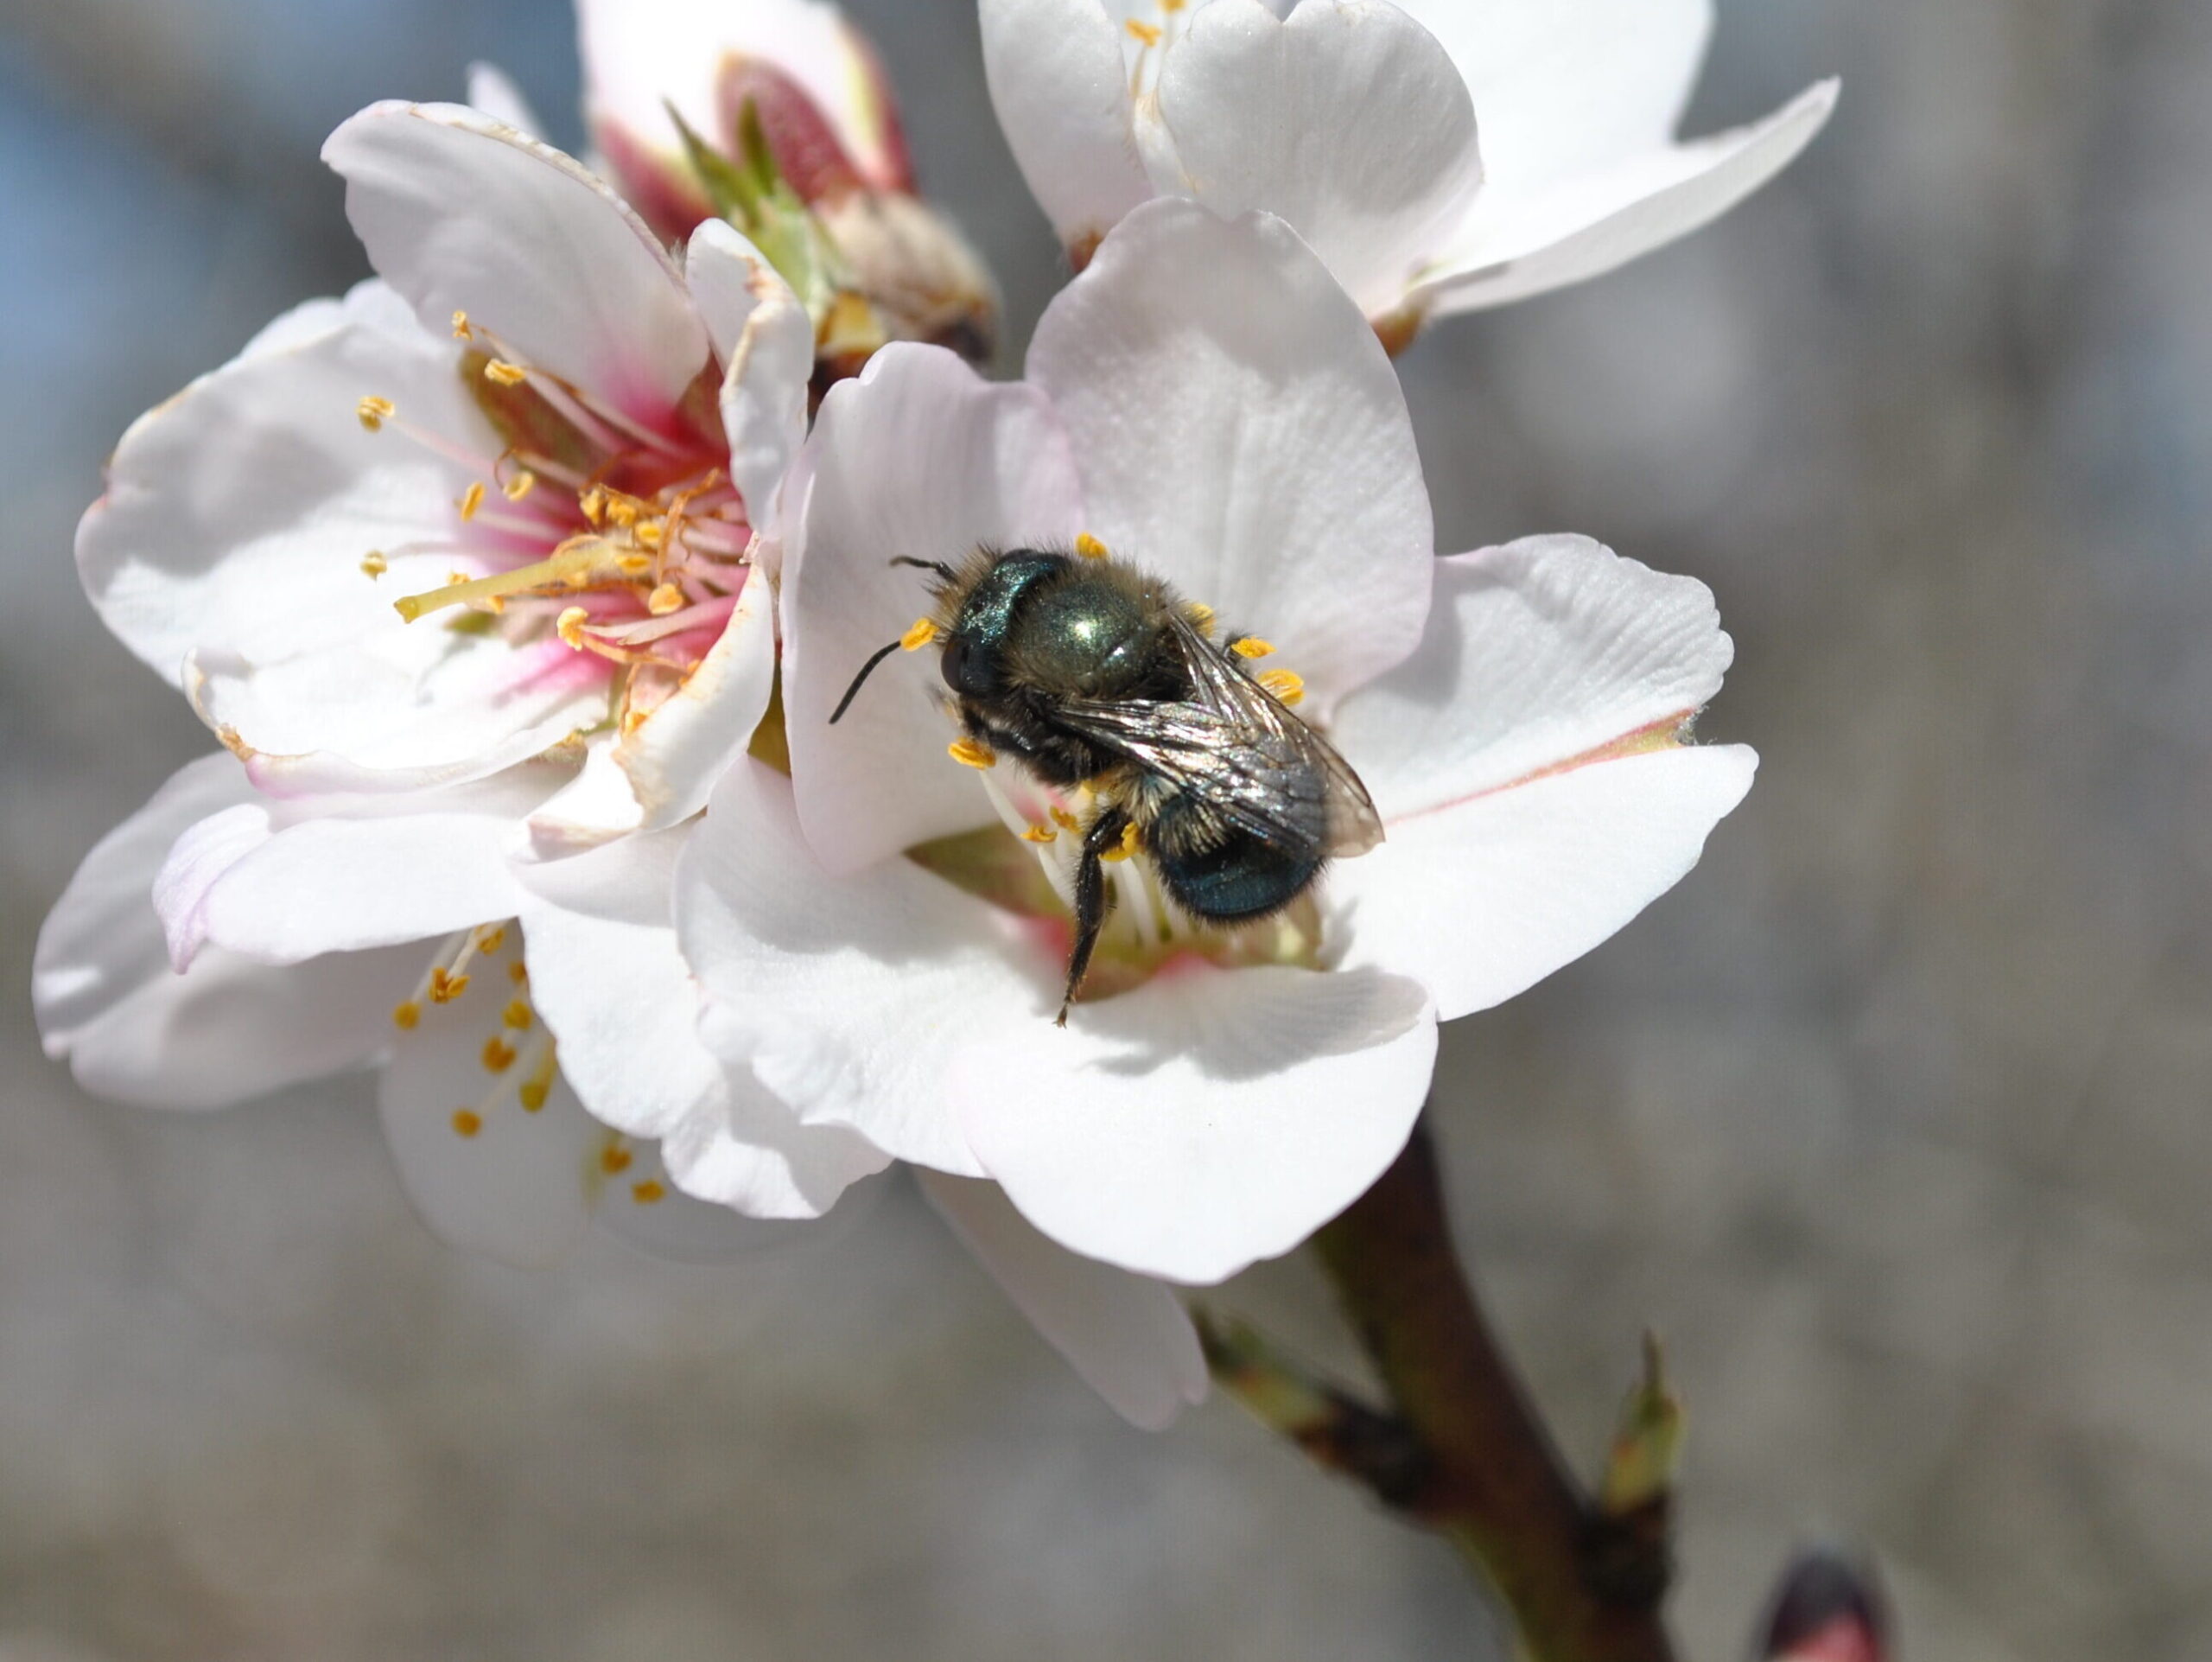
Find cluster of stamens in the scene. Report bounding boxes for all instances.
[356,311,752,742]
[392,923,668,1208]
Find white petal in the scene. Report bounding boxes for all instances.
[154,770,550,966]
[186,637,612,800]
[680,758,1017,1178]
[578,0,908,192]
[378,928,599,1269]
[593,1141,888,1264]
[1027,199,1433,711]
[686,219,814,525]
[919,1171,1209,1430]
[463,61,546,138]
[78,280,483,691]
[1414,80,1840,315]
[512,829,891,1219]
[34,754,419,1110]
[981,0,1153,250]
[953,965,1436,1283]
[1149,0,1482,317]
[524,565,776,850]
[1330,536,1737,818]
[782,344,1085,874]
[1396,0,1712,189]
[323,102,709,417]
[1328,746,1754,1022]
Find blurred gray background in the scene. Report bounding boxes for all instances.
[1,0,2204,1657]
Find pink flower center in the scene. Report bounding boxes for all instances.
[362,315,749,739]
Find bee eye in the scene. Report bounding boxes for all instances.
[941,632,987,696]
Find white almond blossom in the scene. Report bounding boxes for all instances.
[79,99,813,854]
[981,0,1837,332]
[679,200,1756,1313]
[33,753,884,1264]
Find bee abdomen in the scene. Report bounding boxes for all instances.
[1147,794,1323,923]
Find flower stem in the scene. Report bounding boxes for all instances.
[1308,1121,1677,1662]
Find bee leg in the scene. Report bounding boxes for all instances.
[1058,806,1130,1026]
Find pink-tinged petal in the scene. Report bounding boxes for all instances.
[952,965,1436,1284]
[1027,200,1433,711]
[78,280,483,691]
[680,758,1020,1178]
[513,829,891,1219]
[526,566,775,850]
[981,0,1152,251]
[1414,80,1840,315]
[1327,746,1754,1023]
[784,344,1084,873]
[1396,0,1713,188]
[378,929,598,1269]
[686,219,813,529]
[463,61,546,138]
[155,769,555,967]
[1150,0,1483,317]
[1330,537,1736,818]
[919,1171,1210,1430]
[34,754,421,1111]
[323,102,709,417]
[578,0,909,194]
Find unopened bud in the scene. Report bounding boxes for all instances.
[1758,1548,1891,1662]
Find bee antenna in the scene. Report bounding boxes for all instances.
[828,638,907,724]
[889,557,959,583]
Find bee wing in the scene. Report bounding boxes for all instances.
[1058,616,1383,859]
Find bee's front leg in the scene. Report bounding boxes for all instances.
[1058,805,1131,1026]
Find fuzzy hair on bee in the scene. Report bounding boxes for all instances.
[831,543,1383,1022]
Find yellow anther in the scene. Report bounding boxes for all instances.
[484,360,529,387]
[475,927,506,955]
[1184,602,1215,636]
[633,521,665,552]
[631,1181,667,1206]
[617,553,654,576]
[579,487,607,525]
[1258,668,1306,706]
[1051,806,1083,831]
[458,481,486,523]
[518,1040,556,1111]
[948,736,997,769]
[503,469,537,502]
[600,1145,633,1175]
[1161,0,1185,10]
[359,551,389,579]
[508,961,530,985]
[900,617,939,651]
[648,583,686,615]
[1020,825,1058,844]
[1076,532,1110,560]
[502,999,533,1031]
[1231,637,1275,659]
[429,968,470,1004]
[356,396,395,433]
[482,1036,518,1073]
[392,1001,422,1031]
[606,497,640,528]
[556,607,591,649]
[451,1109,483,1138]
[1101,819,1142,863]
[1127,18,1161,43]
[451,310,472,340]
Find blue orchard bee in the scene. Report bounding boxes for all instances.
[830,540,1384,1022]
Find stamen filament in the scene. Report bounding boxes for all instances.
[393,538,637,623]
